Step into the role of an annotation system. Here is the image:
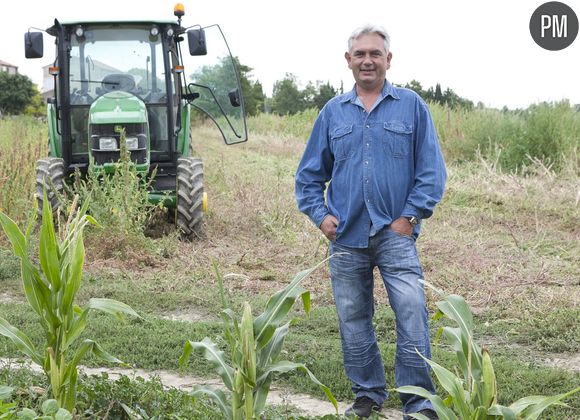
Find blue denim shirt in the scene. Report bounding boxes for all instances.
[295,81,447,248]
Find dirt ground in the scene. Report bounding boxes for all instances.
[1,358,402,418]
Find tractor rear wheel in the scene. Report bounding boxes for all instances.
[176,157,204,240]
[35,157,65,217]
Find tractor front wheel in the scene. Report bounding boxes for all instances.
[35,157,65,217]
[176,157,204,240]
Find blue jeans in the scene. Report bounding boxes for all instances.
[329,227,436,414]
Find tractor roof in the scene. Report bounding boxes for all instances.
[54,19,179,27]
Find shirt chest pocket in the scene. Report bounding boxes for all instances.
[330,125,355,161]
[382,121,413,158]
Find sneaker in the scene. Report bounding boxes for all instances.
[345,396,382,418]
[403,408,439,420]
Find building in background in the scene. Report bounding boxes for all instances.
[0,60,18,75]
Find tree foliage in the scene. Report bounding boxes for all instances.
[403,79,474,110]
[0,72,36,115]
[271,73,305,116]
[188,56,265,118]
[272,74,338,116]
[234,57,265,116]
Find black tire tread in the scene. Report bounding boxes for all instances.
[35,157,65,216]
[176,157,204,239]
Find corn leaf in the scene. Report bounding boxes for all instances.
[0,212,52,322]
[20,259,52,322]
[39,191,62,292]
[436,295,482,379]
[181,338,234,391]
[253,260,326,347]
[191,385,232,419]
[512,386,579,420]
[396,386,458,420]
[62,309,88,350]
[66,339,125,380]
[253,375,272,416]
[258,322,290,368]
[240,302,256,386]
[0,211,27,259]
[440,327,469,379]
[0,317,42,365]
[418,352,472,418]
[61,228,85,311]
[86,298,141,320]
[257,360,338,413]
[487,404,516,420]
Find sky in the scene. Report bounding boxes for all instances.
[2,0,579,109]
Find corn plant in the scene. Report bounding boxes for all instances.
[180,261,338,419]
[396,282,579,420]
[0,192,140,412]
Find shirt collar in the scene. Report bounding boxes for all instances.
[340,80,400,103]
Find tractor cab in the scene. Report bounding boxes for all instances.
[25,4,248,238]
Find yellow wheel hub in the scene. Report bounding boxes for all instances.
[202,192,208,213]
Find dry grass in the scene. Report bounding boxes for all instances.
[1,116,577,339]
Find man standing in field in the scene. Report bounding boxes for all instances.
[295,24,446,419]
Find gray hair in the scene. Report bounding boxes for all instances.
[348,24,390,53]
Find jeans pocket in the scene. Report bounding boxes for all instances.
[389,227,414,240]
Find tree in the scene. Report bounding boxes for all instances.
[434,83,443,103]
[313,81,338,110]
[404,79,425,97]
[271,73,304,115]
[233,57,265,116]
[0,72,37,115]
[25,86,46,117]
[188,57,265,118]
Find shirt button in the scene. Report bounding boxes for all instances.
[364,161,368,165]
[366,143,369,147]
[366,125,370,128]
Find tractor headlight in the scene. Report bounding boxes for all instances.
[99,137,117,150]
[125,137,139,150]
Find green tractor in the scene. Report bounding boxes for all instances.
[24,3,247,239]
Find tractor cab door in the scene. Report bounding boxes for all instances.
[183,25,248,145]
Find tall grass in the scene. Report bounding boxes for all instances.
[0,117,46,224]
[248,102,579,174]
[0,102,577,242]
[430,100,579,173]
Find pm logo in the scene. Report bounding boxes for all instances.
[530,2,578,50]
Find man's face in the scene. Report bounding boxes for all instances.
[345,33,392,90]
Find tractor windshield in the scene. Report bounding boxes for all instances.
[68,25,173,156]
[69,26,167,105]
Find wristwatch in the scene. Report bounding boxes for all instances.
[405,216,420,227]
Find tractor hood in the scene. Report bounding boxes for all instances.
[89,91,147,124]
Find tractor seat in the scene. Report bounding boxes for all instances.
[101,73,136,92]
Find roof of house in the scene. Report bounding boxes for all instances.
[0,60,18,68]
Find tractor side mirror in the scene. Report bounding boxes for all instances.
[228,88,241,107]
[187,28,207,56]
[25,32,44,58]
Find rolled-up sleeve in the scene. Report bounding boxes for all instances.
[402,99,447,219]
[295,109,334,227]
